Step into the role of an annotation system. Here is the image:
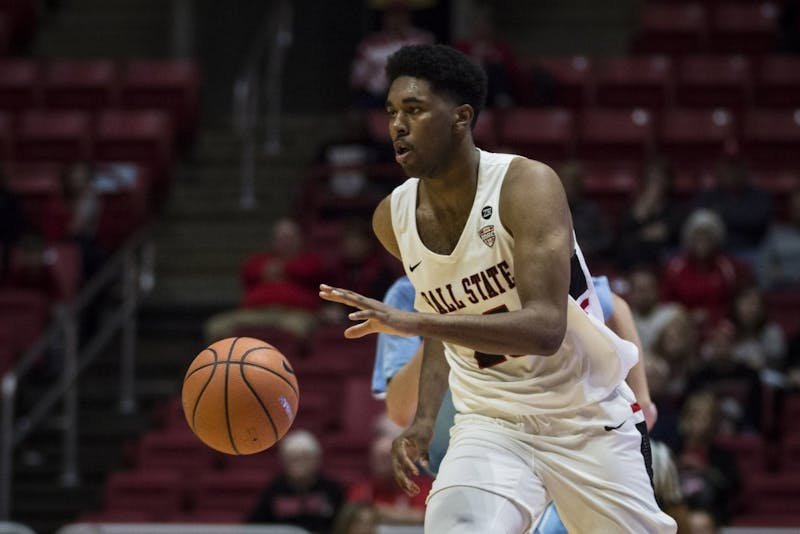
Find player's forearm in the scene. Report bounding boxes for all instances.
[386,344,424,427]
[413,339,449,429]
[413,307,565,356]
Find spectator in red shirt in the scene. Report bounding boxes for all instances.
[662,209,747,330]
[204,218,328,342]
[349,1,434,108]
[347,425,431,525]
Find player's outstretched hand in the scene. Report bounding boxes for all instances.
[319,284,418,338]
[391,421,433,497]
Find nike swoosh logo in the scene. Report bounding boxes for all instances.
[604,421,626,432]
[409,261,422,272]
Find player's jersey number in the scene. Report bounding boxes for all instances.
[474,305,524,368]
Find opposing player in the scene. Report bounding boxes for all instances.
[320,44,676,533]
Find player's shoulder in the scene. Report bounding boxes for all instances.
[500,156,562,201]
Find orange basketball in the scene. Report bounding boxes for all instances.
[181,337,299,455]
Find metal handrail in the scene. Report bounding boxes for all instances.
[233,0,293,210]
[0,229,153,520]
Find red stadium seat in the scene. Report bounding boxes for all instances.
[497,108,575,164]
[676,56,753,109]
[103,469,184,518]
[9,242,82,301]
[577,108,655,163]
[296,324,376,377]
[734,514,800,528]
[168,510,247,523]
[709,3,779,54]
[581,162,638,223]
[230,325,303,361]
[93,109,174,189]
[219,447,281,474]
[744,473,800,515]
[0,110,12,160]
[742,110,800,168]
[659,108,737,170]
[4,161,63,235]
[634,3,707,55]
[592,56,674,109]
[16,110,93,162]
[43,60,119,110]
[715,434,767,475]
[188,470,270,515]
[137,431,216,474]
[528,56,591,108]
[324,377,385,448]
[0,60,41,110]
[366,109,390,143]
[79,510,153,522]
[756,57,800,108]
[121,60,200,140]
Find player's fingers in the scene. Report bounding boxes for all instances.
[343,322,375,339]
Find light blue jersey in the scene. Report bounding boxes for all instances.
[373,275,617,530]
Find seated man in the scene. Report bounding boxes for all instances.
[204,218,327,342]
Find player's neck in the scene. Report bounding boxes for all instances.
[419,144,480,205]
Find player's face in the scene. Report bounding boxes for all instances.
[386,76,459,178]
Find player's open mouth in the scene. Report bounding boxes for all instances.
[394,144,411,163]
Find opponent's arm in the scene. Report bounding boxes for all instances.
[608,293,657,429]
[392,337,448,496]
[385,343,424,427]
[322,160,572,356]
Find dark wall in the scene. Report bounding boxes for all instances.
[194,0,450,121]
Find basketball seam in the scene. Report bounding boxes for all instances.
[240,350,280,444]
[224,338,241,455]
[190,348,218,431]
[184,351,299,398]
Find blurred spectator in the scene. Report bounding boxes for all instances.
[331,502,378,534]
[651,440,691,534]
[687,321,762,433]
[347,429,431,525]
[0,167,24,281]
[616,158,683,268]
[452,2,521,108]
[558,161,613,262]
[54,162,103,279]
[248,430,345,533]
[652,312,698,404]
[647,354,682,452]
[675,392,741,526]
[662,209,747,329]
[777,0,800,53]
[693,158,773,260]
[5,232,61,299]
[687,507,719,534]
[204,218,327,342]
[729,284,786,374]
[757,189,800,289]
[627,266,686,352]
[330,219,398,304]
[350,2,434,108]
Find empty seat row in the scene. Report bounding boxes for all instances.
[0,59,200,137]
[526,55,800,109]
[368,107,800,168]
[634,2,781,54]
[0,109,175,186]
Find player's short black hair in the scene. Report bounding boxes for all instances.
[386,44,488,128]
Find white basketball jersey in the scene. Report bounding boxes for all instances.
[390,149,638,418]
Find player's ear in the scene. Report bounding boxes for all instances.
[453,104,474,135]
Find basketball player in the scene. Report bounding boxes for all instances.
[371,274,657,533]
[320,44,676,533]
